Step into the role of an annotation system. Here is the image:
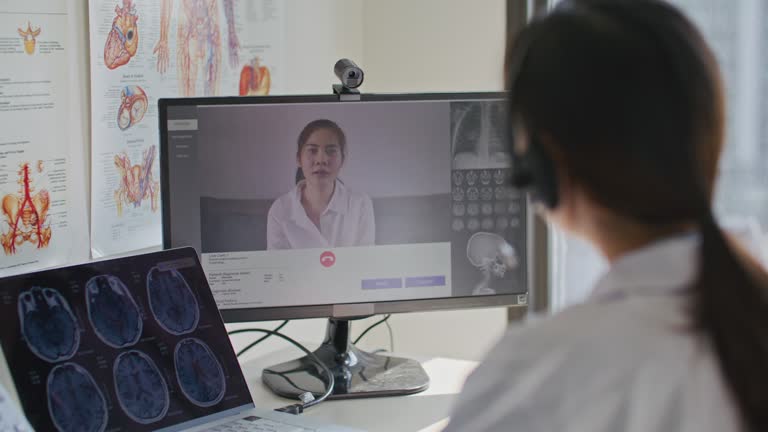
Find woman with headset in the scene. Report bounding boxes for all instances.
[446,0,768,431]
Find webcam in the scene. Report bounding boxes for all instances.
[334,58,364,89]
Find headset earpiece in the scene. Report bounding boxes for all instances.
[508,117,559,209]
[524,135,559,209]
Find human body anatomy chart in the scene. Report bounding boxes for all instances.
[0,1,89,276]
[88,0,284,257]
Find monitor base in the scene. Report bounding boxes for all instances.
[262,318,429,400]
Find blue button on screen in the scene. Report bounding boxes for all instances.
[361,278,403,290]
[405,276,446,288]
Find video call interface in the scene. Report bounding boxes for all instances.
[165,98,528,309]
[0,249,253,432]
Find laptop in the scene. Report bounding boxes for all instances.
[0,247,361,432]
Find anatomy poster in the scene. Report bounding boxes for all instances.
[88,0,283,257]
[0,0,89,276]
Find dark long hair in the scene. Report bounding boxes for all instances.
[294,119,347,184]
[506,0,768,429]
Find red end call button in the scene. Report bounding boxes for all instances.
[320,251,336,268]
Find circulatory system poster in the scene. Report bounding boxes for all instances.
[88,0,283,257]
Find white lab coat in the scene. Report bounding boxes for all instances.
[266,180,375,250]
[0,383,32,431]
[444,233,742,432]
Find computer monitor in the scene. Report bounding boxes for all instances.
[160,92,534,399]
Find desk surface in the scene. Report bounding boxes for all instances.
[239,349,478,432]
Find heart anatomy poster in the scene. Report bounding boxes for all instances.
[88,0,283,257]
[0,0,89,277]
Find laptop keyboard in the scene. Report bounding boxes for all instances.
[202,415,317,432]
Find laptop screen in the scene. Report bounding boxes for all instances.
[0,247,254,432]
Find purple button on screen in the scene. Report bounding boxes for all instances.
[361,278,403,290]
[405,276,446,288]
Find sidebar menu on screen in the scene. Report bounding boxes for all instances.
[166,106,202,252]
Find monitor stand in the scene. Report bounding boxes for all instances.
[261,318,430,400]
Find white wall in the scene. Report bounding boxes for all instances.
[282,0,364,94]
[361,0,507,93]
[227,0,511,363]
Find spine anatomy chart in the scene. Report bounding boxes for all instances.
[89,0,284,257]
[17,22,41,55]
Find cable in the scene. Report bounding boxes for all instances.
[370,320,394,354]
[353,314,392,346]
[227,328,334,412]
[231,320,289,358]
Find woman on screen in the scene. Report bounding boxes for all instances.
[446,0,768,431]
[266,119,375,250]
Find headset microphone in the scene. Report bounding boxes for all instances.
[508,123,559,209]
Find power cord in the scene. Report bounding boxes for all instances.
[227,315,394,413]
[353,314,393,351]
[228,328,334,414]
[230,320,290,358]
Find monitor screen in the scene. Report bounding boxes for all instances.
[161,93,530,321]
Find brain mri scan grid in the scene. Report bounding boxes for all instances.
[147,267,200,335]
[174,338,226,407]
[18,287,80,363]
[47,362,108,432]
[113,350,170,424]
[0,250,253,432]
[86,275,143,348]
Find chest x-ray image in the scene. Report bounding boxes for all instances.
[451,101,509,170]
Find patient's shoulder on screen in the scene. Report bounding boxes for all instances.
[347,187,372,206]
[267,189,295,218]
[335,182,373,210]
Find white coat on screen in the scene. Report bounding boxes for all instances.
[267,179,375,250]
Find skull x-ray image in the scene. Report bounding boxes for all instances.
[467,232,519,295]
[451,101,510,170]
